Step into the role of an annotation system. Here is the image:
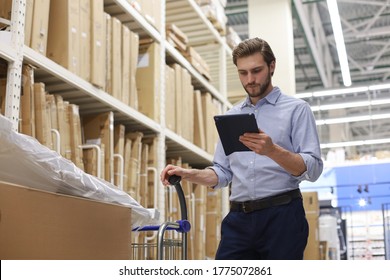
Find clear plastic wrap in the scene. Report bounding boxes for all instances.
[0,114,159,229]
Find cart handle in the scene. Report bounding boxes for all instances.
[132,219,191,233]
[168,175,188,221]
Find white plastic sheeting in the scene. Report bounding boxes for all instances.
[0,114,159,229]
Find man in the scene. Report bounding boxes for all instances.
[160,37,323,260]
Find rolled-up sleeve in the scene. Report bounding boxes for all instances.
[292,103,324,182]
[296,152,323,182]
[207,141,232,189]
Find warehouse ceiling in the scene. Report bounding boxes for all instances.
[225,0,390,92]
[225,0,390,159]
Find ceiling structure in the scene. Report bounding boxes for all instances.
[225,0,390,160]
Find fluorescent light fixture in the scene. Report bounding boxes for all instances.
[313,86,368,97]
[369,83,390,91]
[316,113,390,125]
[320,138,390,149]
[296,83,390,99]
[311,98,390,111]
[327,0,352,87]
[295,92,313,99]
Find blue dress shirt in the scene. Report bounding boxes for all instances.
[209,87,323,202]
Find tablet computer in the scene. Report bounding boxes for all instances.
[213,113,259,155]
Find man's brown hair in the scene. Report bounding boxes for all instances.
[232,37,276,70]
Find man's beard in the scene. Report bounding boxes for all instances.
[244,71,271,98]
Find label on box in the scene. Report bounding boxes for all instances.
[137,53,150,68]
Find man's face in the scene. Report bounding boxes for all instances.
[236,53,275,100]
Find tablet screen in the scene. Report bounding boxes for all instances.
[213,113,259,155]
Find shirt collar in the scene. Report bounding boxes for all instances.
[240,86,281,109]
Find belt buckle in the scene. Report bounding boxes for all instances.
[242,203,252,213]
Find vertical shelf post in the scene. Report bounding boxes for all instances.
[157,0,167,222]
[5,0,26,131]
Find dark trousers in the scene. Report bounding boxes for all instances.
[215,198,309,260]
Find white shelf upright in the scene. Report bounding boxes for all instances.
[4,0,26,131]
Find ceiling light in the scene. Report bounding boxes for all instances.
[296,83,390,99]
[310,98,390,111]
[369,83,390,91]
[320,138,390,149]
[316,113,390,125]
[312,86,368,97]
[327,0,352,87]
[358,198,366,207]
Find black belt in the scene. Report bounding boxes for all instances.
[230,189,302,213]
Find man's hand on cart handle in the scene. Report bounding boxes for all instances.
[160,164,186,187]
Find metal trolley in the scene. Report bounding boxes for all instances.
[132,175,191,260]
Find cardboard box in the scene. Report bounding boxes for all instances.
[82,112,114,183]
[30,0,51,55]
[304,214,321,260]
[47,0,80,74]
[143,136,158,209]
[20,65,35,137]
[201,92,218,154]
[110,16,122,100]
[125,132,143,200]
[90,0,106,89]
[79,0,91,81]
[172,63,182,135]
[0,181,132,260]
[165,65,176,131]
[136,42,160,122]
[24,0,34,46]
[181,68,194,142]
[193,183,206,260]
[55,95,72,160]
[302,191,320,215]
[302,192,321,259]
[193,90,206,149]
[105,13,112,93]
[122,25,131,105]
[0,0,12,30]
[34,83,52,149]
[129,31,139,109]
[68,104,84,170]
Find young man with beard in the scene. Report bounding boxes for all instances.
[160,37,323,260]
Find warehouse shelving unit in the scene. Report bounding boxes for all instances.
[1,0,235,221]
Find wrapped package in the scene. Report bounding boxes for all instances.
[0,114,159,229]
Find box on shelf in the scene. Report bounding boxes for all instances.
[79,0,91,81]
[47,0,80,75]
[193,90,206,150]
[20,65,36,137]
[24,0,34,46]
[110,16,122,100]
[165,65,176,131]
[82,112,114,183]
[129,31,139,109]
[0,180,132,260]
[0,0,12,30]
[91,0,106,89]
[34,82,52,150]
[136,42,161,122]
[30,0,51,55]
